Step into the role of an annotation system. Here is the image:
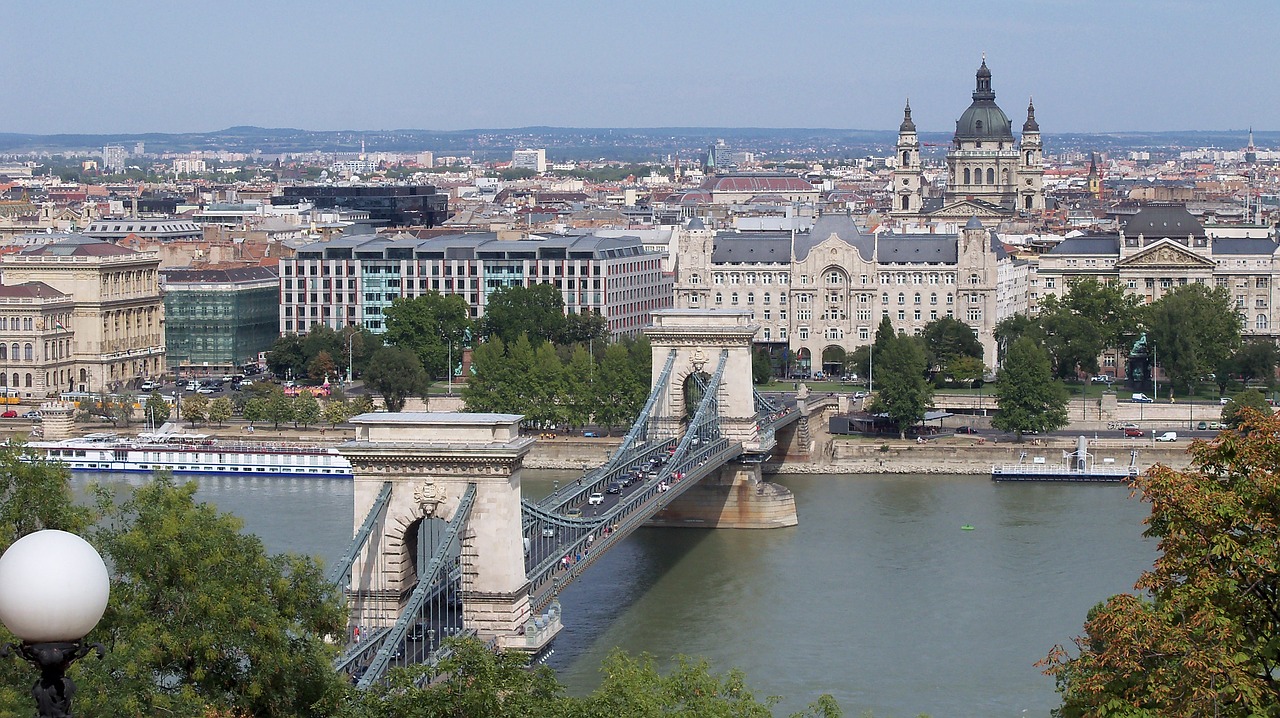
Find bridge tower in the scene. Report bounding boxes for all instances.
[339,412,555,650]
[645,309,766,452]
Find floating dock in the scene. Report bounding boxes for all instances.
[991,436,1138,482]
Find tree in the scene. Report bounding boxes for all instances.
[463,336,509,413]
[322,400,351,428]
[559,345,596,429]
[144,391,170,427]
[753,348,773,384]
[1058,277,1144,354]
[1043,409,1280,716]
[0,443,91,549]
[207,397,233,427]
[595,343,643,434]
[292,390,321,428]
[994,313,1043,365]
[181,393,209,426]
[265,334,306,380]
[942,355,986,388]
[111,392,137,427]
[307,350,336,384]
[340,636,842,718]
[79,477,347,718]
[243,397,268,427]
[1221,339,1279,391]
[523,342,566,428]
[560,311,608,345]
[383,293,471,379]
[1145,283,1241,394]
[364,346,429,412]
[350,393,376,415]
[991,337,1069,441]
[1038,302,1105,379]
[265,389,295,430]
[1222,388,1271,428]
[921,316,983,368]
[869,332,932,439]
[482,284,566,346]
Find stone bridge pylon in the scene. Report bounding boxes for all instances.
[644,309,768,453]
[339,413,556,650]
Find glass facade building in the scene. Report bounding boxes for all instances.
[162,267,279,368]
[275,185,449,228]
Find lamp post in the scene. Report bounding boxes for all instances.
[447,341,452,396]
[0,530,110,718]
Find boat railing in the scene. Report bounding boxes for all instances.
[132,438,337,454]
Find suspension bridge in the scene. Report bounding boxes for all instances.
[326,309,833,687]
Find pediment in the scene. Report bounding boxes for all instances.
[1115,240,1215,269]
[926,200,1011,219]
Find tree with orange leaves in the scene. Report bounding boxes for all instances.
[1042,408,1280,717]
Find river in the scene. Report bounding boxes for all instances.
[72,471,1156,717]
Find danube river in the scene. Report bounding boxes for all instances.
[73,471,1156,717]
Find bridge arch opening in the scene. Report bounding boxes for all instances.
[681,371,712,420]
[396,514,464,650]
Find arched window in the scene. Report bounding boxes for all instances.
[1026,151,1033,164]
[24,374,31,388]
[902,150,910,165]
[901,196,909,210]
[986,168,995,184]
[10,374,17,388]
[9,344,16,360]
[714,292,723,305]
[22,344,31,362]
[1258,314,1269,330]
[0,374,6,386]
[970,273,981,285]
[898,293,906,305]
[746,292,755,305]
[1025,196,1033,210]
[731,292,739,305]
[963,168,971,184]
[0,345,6,361]
[914,293,922,305]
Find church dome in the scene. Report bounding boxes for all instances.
[953,59,1014,142]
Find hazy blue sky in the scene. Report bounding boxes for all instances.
[5,0,1274,134]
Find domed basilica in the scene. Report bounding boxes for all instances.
[891,59,1044,225]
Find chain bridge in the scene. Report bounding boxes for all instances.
[328,309,832,687]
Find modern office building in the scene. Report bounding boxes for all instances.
[512,149,547,173]
[83,218,204,243]
[0,235,165,393]
[162,266,279,372]
[281,232,672,339]
[275,185,449,228]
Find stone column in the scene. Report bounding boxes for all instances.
[38,401,75,440]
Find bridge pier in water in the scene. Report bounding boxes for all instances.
[339,412,561,653]
[648,460,797,528]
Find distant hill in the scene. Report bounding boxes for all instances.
[0,126,1268,161]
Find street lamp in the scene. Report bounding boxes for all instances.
[0,530,110,718]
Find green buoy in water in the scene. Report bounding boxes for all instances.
[961,525,975,531]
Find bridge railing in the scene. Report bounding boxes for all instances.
[328,481,393,588]
[526,350,732,609]
[352,483,477,689]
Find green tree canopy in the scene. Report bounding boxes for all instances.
[181,393,209,426]
[144,391,170,427]
[1038,300,1105,379]
[991,337,1070,441]
[462,336,509,413]
[292,390,322,428]
[483,284,566,346]
[920,316,983,368]
[383,292,472,380]
[364,346,429,412]
[79,477,347,718]
[1044,409,1280,716]
[243,396,268,426]
[207,396,233,427]
[869,331,932,439]
[560,310,608,345]
[1057,277,1144,352]
[1145,283,1241,394]
[1222,388,1271,427]
[265,388,295,429]
[753,348,773,384]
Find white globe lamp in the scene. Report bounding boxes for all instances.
[0,530,110,718]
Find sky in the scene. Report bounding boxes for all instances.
[4,0,1276,135]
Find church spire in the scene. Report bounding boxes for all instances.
[973,56,994,101]
[1022,97,1039,132]
[899,99,916,133]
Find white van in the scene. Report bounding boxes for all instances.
[1131,393,1154,403]
[1155,431,1177,442]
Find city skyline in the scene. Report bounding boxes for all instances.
[4,1,1276,136]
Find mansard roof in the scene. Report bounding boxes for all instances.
[709,233,792,264]
[876,234,959,264]
[796,214,872,262]
[1121,204,1206,239]
[1045,236,1121,255]
[1212,238,1279,255]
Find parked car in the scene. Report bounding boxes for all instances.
[1123,427,1144,437]
[1156,431,1178,442]
[0,410,16,418]
[1220,396,1231,405]
[955,426,980,435]
[1131,393,1153,403]
[1209,421,1227,430]
[140,380,159,392]
[587,492,604,505]
[1197,421,1208,430]
[582,431,599,438]
[20,410,40,420]
[1091,375,1112,383]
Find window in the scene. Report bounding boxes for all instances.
[690,273,701,284]
[798,327,809,340]
[898,293,906,305]
[763,293,771,305]
[714,292,723,305]
[967,308,983,322]
[930,293,937,305]
[714,273,724,285]
[859,327,869,340]
[914,293,922,305]
[1258,314,1269,330]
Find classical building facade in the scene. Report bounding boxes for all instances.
[672,214,1014,372]
[0,282,76,398]
[282,232,672,339]
[892,59,1045,224]
[0,235,166,393]
[1038,203,1280,375]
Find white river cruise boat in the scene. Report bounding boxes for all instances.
[27,426,352,478]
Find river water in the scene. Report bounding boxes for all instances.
[73,471,1156,717]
